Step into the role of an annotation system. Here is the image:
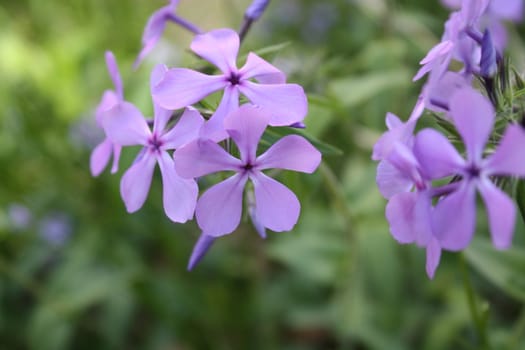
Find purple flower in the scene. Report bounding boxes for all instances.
[413,88,525,250]
[38,213,72,247]
[174,104,321,237]
[102,65,203,223]
[153,28,308,141]
[90,51,124,177]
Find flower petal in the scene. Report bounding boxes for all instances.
[196,173,248,236]
[251,172,300,232]
[110,143,122,174]
[152,68,227,110]
[158,152,198,223]
[485,124,525,176]
[187,233,216,270]
[190,28,240,73]
[478,179,516,249]
[426,237,442,279]
[162,107,204,150]
[105,51,123,100]
[239,52,286,84]
[95,90,120,126]
[489,0,523,21]
[174,139,242,178]
[238,81,307,126]
[256,135,321,173]
[102,102,151,146]
[90,138,113,177]
[413,128,464,179]
[223,104,270,164]
[433,183,477,251]
[376,160,413,199]
[150,64,173,134]
[120,153,157,213]
[199,85,239,142]
[449,88,494,163]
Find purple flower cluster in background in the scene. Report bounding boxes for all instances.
[90,0,321,269]
[374,0,525,278]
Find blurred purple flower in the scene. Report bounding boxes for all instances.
[38,213,72,246]
[174,104,321,237]
[102,65,203,223]
[153,28,308,141]
[8,203,32,231]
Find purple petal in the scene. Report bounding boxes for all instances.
[150,64,173,134]
[120,153,157,213]
[174,139,242,178]
[196,173,248,236]
[105,51,123,100]
[256,135,321,173]
[478,179,516,249]
[386,112,402,130]
[426,237,442,279]
[90,138,113,177]
[239,53,286,84]
[162,107,204,150]
[95,90,120,126]
[387,142,424,186]
[489,0,523,21]
[372,116,416,161]
[158,152,198,223]
[110,143,122,174]
[413,41,454,81]
[187,233,216,270]
[460,0,490,25]
[134,2,177,68]
[433,183,477,251]
[238,81,307,126]
[190,28,240,73]
[152,68,227,110]
[449,88,494,163]
[223,104,270,164]
[376,160,413,199]
[101,102,150,146]
[413,129,464,179]
[199,86,239,142]
[485,124,525,176]
[251,172,300,232]
[247,189,267,238]
[385,192,419,244]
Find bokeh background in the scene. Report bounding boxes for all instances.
[1,0,525,349]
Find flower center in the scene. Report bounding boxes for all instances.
[148,135,163,153]
[466,164,481,178]
[228,72,242,85]
[243,162,254,171]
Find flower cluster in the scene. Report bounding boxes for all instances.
[373,0,525,278]
[90,0,321,269]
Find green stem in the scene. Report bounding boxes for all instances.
[460,253,491,349]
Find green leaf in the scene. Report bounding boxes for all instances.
[466,238,525,301]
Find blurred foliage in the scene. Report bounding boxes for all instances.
[0,0,525,349]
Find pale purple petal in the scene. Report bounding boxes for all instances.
[239,52,286,84]
[478,179,516,249]
[151,64,173,133]
[174,139,242,178]
[190,28,240,73]
[110,143,122,174]
[196,173,248,236]
[105,51,123,100]
[256,135,321,173]
[187,233,216,270]
[95,90,120,126]
[120,153,157,213]
[199,86,239,142]
[134,1,177,68]
[238,81,307,126]
[162,107,204,150]
[433,183,477,251]
[251,172,300,232]
[372,117,416,161]
[247,189,267,238]
[489,0,523,21]
[413,129,464,179]
[376,160,413,199]
[224,104,270,164]
[101,102,151,146]
[158,152,198,223]
[153,68,227,110]
[386,112,402,130]
[385,192,419,244]
[460,0,490,25]
[387,142,424,186]
[485,124,525,176]
[449,88,494,162]
[426,237,442,279]
[90,138,113,177]
[413,41,454,81]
